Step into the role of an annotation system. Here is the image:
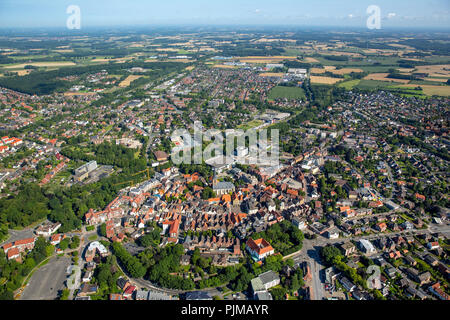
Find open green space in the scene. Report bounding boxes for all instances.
[237,119,264,130]
[268,86,306,100]
[337,79,361,90]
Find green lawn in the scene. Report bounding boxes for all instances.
[238,120,264,130]
[88,235,98,241]
[268,86,306,100]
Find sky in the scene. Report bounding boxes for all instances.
[0,0,449,29]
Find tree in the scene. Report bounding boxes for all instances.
[373,289,387,300]
[321,245,343,266]
[59,238,70,250]
[201,187,216,200]
[192,248,201,266]
[112,242,146,279]
[290,275,300,292]
[99,223,107,237]
[69,236,80,249]
[59,289,70,300]
[137,229,161,248]
[45,245,55,257]
[285,258,294,268]
[270,287,287,300]
[0,290,13,300]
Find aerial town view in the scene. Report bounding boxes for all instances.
[0,0,448,311]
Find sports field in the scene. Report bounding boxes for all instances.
[268,86,306,100]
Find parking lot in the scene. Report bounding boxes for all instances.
[123,242,145,255]
[20,256,71,300]
[0,228,35,247]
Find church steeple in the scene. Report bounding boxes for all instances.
[212,168,219,187]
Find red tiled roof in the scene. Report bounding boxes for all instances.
[7,247,20,259]
[123,285,136,295]
[246,238,274,256]
[14,237,36,246]
[2,242,13,251]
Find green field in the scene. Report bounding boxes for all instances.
[409,80,448,86]
[349,81,427,98]
[387,87,426,98]
[355,80,394,89]
[283,48,307,56]
[10,54,56,61]
[268,86,306,100]
[177,49,192,55]
[338,79,361,90]
[358,66,396,73]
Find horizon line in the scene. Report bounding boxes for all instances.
[0,24,449,33]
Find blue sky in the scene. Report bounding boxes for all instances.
[0,0,449,29]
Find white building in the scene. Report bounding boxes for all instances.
[251,270,280,297]
[235,146,248,158]
[35,222,61,237]
[292,218,307,230]
[359,239,376,255]
[74,161,98,181]
[86,241,108,257]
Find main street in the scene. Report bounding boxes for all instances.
[296,237,326,300]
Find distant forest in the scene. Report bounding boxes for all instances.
[0,61,185,95]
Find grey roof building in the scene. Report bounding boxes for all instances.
[251,270,280,296]
[339,276,356,292]
[251,278,265,295]
[255,291,273,300]
[213,181,235,195]
[135,290,149,300]
[148,291,175,300]
[184,291,212,300]
[259,270,281,289]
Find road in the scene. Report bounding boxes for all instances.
[303,238,326,300]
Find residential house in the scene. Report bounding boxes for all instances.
[340,242,356,256]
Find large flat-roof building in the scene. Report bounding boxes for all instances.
[359,239,376,255]
[251,270,280,300]
[75,161,98,182]
[213,181,235,196]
